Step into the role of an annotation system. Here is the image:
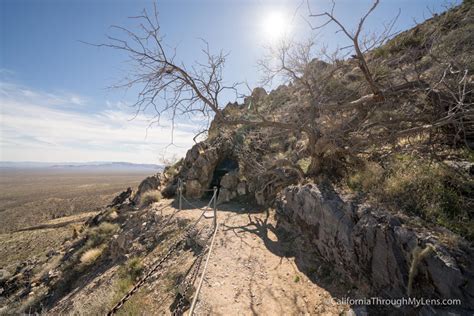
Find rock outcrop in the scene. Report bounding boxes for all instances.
[217,171,240,204]
[132,174,163,205]
[172,137,236,199]
[108,187,133,207]
[276,183,474,310]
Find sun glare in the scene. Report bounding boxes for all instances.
[262,11,289,41]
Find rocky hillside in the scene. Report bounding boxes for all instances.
[1,3,472,315]
[160,2,474,313]
[168,2,473,238]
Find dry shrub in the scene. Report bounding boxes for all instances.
[164,158,183,179]
[347,161,384,192]
[80,247,103,265]
[106,210,118,221]
[140,190,162,206]
[347,154,473,240]
[297,157,312,175]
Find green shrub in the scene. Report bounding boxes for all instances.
[373,46,390,58]
[118,257,144,282]
[462,148,474,163]
[110,258,146,314]
[85,222,119,249]
[163,158,183,179]
[383,156,459,218]
[140,190,162,206]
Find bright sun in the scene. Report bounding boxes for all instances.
[262,11,289,41]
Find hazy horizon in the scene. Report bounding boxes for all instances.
[0,160,164,166]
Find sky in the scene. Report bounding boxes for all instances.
[0,0,461,164]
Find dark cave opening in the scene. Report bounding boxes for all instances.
[208,158,239,195]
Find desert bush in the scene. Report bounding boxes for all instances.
[347,154,473,240]
[140,190,162,206]
[106,209,119,221]
[383,155,459,218]
[373,45,390,59]
[80,247,104,265]
[164,160,181,179]
[347,161,384,192]
[118,257,144,282]
[297,157,312,175]
[165,270,185,293]
[462,147,474,162]
[85,222,119,249]
[113,294,145,315]
[387,31,425,55]
[109,257,145,312]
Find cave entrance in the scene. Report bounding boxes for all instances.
[209,158,239,194]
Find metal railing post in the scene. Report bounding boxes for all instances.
[178,179,182,211]
[213,186,217,229]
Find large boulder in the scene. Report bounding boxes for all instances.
[276,183,474,311]
[177,137,234,199]
[237,182,247,196]
[132,174,162,205]
[185,180,203,199]
[220,171,239,190]
[217,188,236,204]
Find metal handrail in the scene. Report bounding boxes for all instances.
[178,179,218,229]
[188,223,219,315]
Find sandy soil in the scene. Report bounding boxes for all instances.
[7,198,350,315]
[188,202,350,316]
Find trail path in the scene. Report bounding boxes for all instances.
[39,199,350,315]
[190,201,350,316]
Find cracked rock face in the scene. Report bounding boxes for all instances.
[178,139,233,199]
[276,183,474,310]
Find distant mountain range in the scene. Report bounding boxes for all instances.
[0,161,164,171]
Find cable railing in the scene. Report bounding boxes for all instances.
[107,178,219,315]
[178,178,218,230]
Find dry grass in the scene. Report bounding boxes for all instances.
[347,161,384,192]
[346,155,473,240]
[140,190,162,206]
[106,209,119,221]
[80,247,104,265]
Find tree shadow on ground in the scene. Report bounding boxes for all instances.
[216,198,430,315]
[169,195,263,215]
[219,202,354,305]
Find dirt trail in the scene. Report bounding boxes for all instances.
[27,199,350,315]
[191,202,350,316]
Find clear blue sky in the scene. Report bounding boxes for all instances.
[0,0,461,163]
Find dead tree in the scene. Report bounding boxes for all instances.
[309,0,382,97]
[95,4,306,146]
[99,1,470,183]
[94,4,239,143]
[97,2,395,178]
